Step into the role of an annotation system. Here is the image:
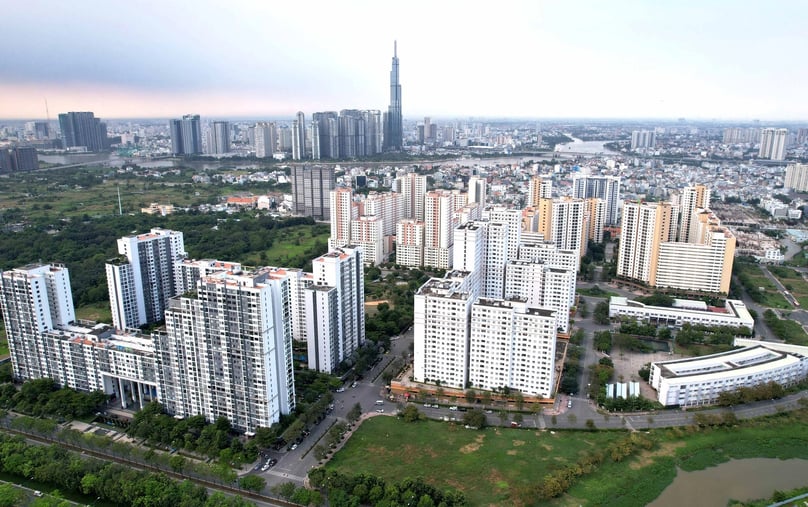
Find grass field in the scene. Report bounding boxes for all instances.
[75,301,113,324]
[325,408,808,507]
[768,266,808,307]
[239,224,329,267]
[325,416,627,506]
[734,263,790,309]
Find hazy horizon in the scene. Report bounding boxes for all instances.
[4,0,808,122]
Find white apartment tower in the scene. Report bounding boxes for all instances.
[483,209,522,299]
[396,219,425,267]
[676,184,711,243]
[538,197,589,259]
[329,187,357,250]
[759,128,787,161]
[306,247,365,373]
[503,261,575,333]
[784,163,808,192]
[413,272,478,388]
[453,222,487,293]
[423,191,458,270]
[572,174,621,226]
[397,173,428,221]
[617,201,675,284]
[159,266,296,432]
[106,228,187,331]
[467,175,488,206]
[0,264,76,382]
[351,216,385,266]
[468,299,556,397]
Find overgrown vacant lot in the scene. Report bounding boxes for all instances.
[325,416,627,506]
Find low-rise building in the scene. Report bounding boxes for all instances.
[608,297,754,331]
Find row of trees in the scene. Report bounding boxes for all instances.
[0,432,253,507]
[716,381,786,406]
[306,470,468,507]
[127,402,258,465]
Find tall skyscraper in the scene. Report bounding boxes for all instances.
[291,166,336,220]
[423,191,458,269]
[759,128,787,160]
[396,219,425,267]
[617,201,675,284]
[207,121,231,154]
[0,147,39,172]
[572,174,621,226]
[309,120,321,160]
[105,228,187,330]
[468,175,488,207]
[292,112,306,160]
[58,111,107,152]
[254,122,277,158]
[676,184,710,243]
[383,41,403,151]
[527,176,552,206]
[169,114,203,155]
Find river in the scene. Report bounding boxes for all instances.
[650,458,808,506]
[553,136,618,155]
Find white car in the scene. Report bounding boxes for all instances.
[336,387,345,393]
[449,406,458,411]
[376,408,384,413]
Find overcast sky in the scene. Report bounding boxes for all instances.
[3,0,807,121]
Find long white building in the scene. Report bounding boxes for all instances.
[608,297,754,331]
[650,344,808,407]
[106,228,187,330]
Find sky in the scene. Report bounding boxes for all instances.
[3,0,808,121]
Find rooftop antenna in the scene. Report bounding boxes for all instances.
[117,186,123,215]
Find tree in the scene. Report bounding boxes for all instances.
[347,403,362,423]
[462,409,486,429]
[464,389,477,404]
[513,413,523,425]
[401,404,422,423]
[0,484,22,507]
[514,391,524,411]
[498,411,509,425]
[481,390,492,408]
[239,474,266,492]
[585,419,596,430]
[169,455,186,473]
[594,301,611,325]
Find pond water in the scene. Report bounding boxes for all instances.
[649,458,808,506]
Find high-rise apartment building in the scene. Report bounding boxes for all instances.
[413,272,478,388]
[292,112,306,160]
[527,176,552,206]
[396,173,428,221]
[0,264,76,382]
[482,209,522,299]
[572,174,621,226]
[105,228,187,330]
[618,198,735,294]
[537,197,588,259]
[722,127,760,144]
[169,115,203,155]
[58,111,107,152]
[675,184,710,243]
[207,121,231,155]
[453,222,487,292]
[503,260,575,333]
[329,187,357,250]
[630,130,656,150]
[585,198,606,244]
[759,128,787,161]
[396,219,425,267]
[306,247,365,373]
[785,163,808,192]
[467,175,488,207]
[291,166,336,220]
[423,191,459,269]
[159,265,296,432]
[468,299,556,397]
[254,122,278,158]
[351,217,385,266]
[0,147,39,172]
[383,42,403,151]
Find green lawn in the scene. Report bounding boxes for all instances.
[768,266,808,308]
[735,263,790,309]
[325,416,627,506]
[239,224,329,267]
[75,301,113,324]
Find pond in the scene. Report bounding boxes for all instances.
[649,458,808,506]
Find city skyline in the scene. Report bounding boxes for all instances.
[3,1,808,121]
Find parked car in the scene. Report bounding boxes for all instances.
[449,406,458,411]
